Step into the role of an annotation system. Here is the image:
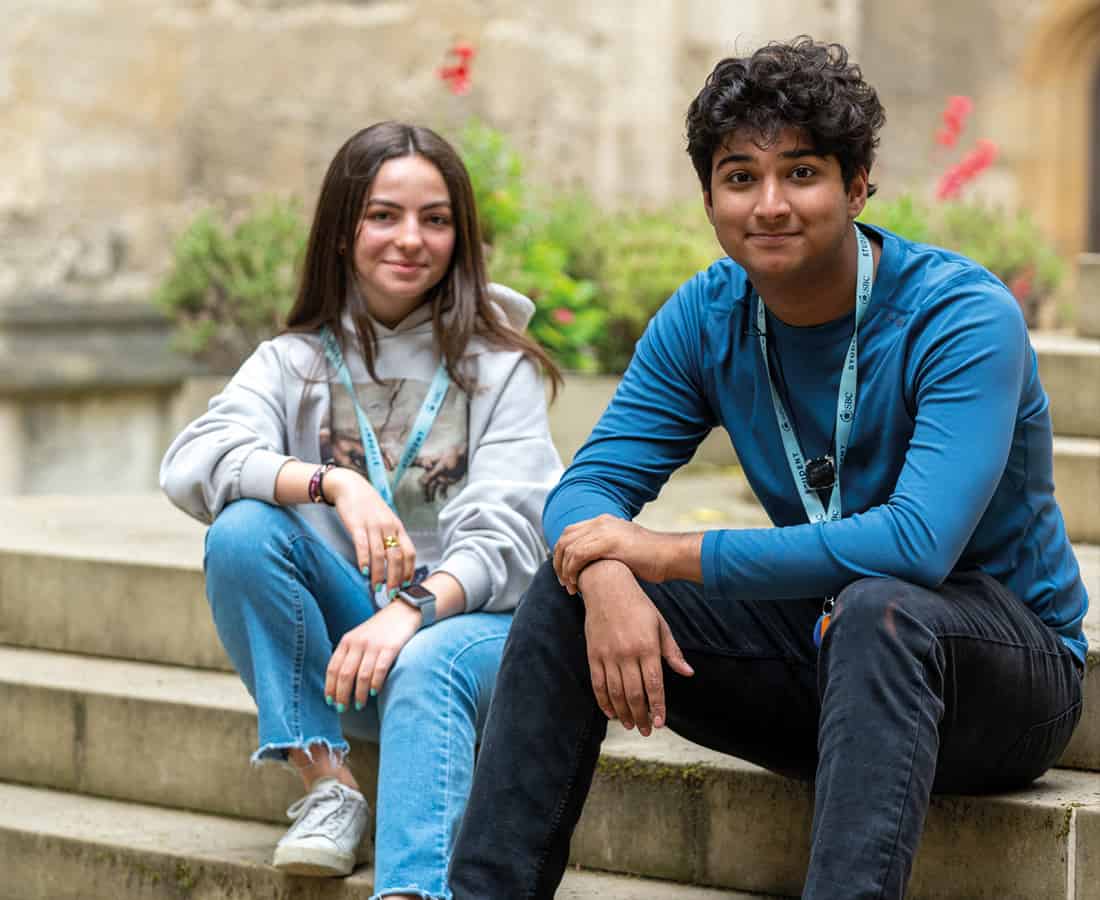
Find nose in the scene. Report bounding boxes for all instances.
[394,215,424,252]
[754,176,791,221]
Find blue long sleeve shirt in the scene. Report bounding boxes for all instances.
[544,224,1089,662]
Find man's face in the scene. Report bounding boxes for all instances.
[703,127,868,282]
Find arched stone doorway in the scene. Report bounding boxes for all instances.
[1019,1,1100,257]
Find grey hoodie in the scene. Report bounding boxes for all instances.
[160,285,563,614]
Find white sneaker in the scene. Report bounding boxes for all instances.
[272,777,369,877]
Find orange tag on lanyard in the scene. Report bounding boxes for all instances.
[814,597,836,648]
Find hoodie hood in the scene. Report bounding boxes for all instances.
[486,282,535,331]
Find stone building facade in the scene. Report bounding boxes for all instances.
[1,0,1098,493]
[4,0,1098,305]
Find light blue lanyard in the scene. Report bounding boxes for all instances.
[320,325,451,512]
[756,224,874,525]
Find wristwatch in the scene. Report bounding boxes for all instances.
[395,583,437,628]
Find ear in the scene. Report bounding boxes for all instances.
[703,189,715,226]
[847,167,870,219]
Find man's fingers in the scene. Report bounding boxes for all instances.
[620,659,652,736]
[563,540,592,593]
[553,535,568,584]
[659,616,694,677]
[641,655,666,731]
[603,665,634,729]
[588,658,616,720]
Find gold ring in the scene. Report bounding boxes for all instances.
[383,535,400,550]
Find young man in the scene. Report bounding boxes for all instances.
[449,37,1088,899]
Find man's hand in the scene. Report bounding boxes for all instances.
[580,560,694,736]
[554,514,702,594]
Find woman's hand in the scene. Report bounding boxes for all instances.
[324,467,417,593]
[325,599,422,710]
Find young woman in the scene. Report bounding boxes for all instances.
[161,121,563,898]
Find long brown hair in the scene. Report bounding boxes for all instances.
[285,121,561,398]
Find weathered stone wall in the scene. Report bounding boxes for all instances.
[1,0,1095,301]
[0,0,859,306]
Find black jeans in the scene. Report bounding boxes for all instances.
[449,562,1083,899]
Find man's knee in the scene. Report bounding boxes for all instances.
[827,577,935,652]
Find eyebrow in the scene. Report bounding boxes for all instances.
[366,198,452,211]
[713,148,824,170]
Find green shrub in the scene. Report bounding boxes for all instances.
[154,198,307,371]
[457,119,526,246]
[586,205,721,372]
[459,122,608,371]
[860,195,1064,326]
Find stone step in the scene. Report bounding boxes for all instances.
[0,783,768,900]
[1032,331,1100,439]
[1,495,1099,769]
[2,648,1100,898]
[1055,436,1100,545]
[0,489,770,674]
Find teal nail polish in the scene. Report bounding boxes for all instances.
[374,582,383,593]
[402,579,412,588]
[361,565,370,577]
[335,702,346,714]
[324,695,333,707]
[370,688,377,697]
[389,587,399,600]
[354,701,364,712]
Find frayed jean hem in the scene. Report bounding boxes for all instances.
[250,737,350,770]
[370,888,448,900]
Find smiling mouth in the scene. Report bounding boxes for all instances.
[385,261,426,270]
[748,232,799,240]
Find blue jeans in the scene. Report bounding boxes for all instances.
[449,562,1083,899]
[204,499,511,900]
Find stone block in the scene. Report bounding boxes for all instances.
[1033,333,1100,439]
[0,550,224,671]
[0,783,770,900]
[1077,254,1100,340]
[1053,437,1100,546]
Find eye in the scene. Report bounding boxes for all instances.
[791,165,816,179]
[366,210,393,222]
[726,170,753,185]
[427,213,453,227]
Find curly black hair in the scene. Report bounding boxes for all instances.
[686,37,886,196]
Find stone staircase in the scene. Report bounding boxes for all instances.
[0,330,1098,899]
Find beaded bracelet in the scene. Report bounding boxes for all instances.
[308,463,336,504]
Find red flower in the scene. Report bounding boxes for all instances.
[552,308,576,325]
[439,43,477,95]
[935,128,957,148]
[936,139,998,200]
[936,95,973,149]
[1008,267,1035,302]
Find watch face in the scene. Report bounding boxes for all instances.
[401,584,435,601]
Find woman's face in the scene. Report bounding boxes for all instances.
[353,154,456,328]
